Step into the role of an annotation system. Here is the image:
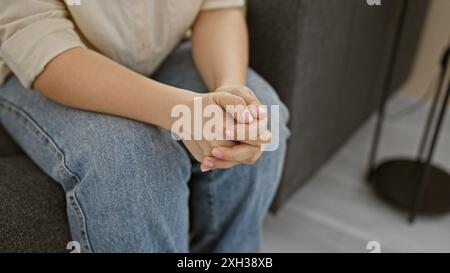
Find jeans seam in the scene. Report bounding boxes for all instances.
[206,171,218,232]
[0,99,93,252]
[68,188,93,252]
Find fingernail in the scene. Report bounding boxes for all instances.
[212,149,224,159]
[204,159,214,168]
[201,166,211,172]
[225,129,234,139]
[249,105,258,118]
[242,109,254,123]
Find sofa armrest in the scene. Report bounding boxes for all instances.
[247,0,429,210]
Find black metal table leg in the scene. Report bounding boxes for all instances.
[367,0,410,182]
[368,30,450,222]
[409,48,450,223]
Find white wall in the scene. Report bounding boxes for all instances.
[401,0,450,98]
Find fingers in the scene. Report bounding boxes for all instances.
[231,87,266,119]
[240,130,272,147]
[200,145,264,172]
[248,104,268,120]
[215,86,267,119]
[182,139,204,163]
[216,86,259,105]
[210,139,236,148]
[211,145,260,162]
[224,117,272,146]
[211,91,254,123]
[242,151,263,165]
[201,157,239,172]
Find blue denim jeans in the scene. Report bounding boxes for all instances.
[0,43,290,253]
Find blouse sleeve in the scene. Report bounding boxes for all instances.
[0,0,86,88]
[201,0,245,11]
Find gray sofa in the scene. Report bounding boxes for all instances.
[0,0,428,252]
[248,0,428,210]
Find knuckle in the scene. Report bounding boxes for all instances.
[223,151,235,161]
[236,96,246,105]
[244,156,258,165]
[249,146,260,155]
[219,88,234,95]
[243,86,253,93]
[221,162,235,169]
[245,87,257,98]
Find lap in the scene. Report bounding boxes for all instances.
[0,75,192,192]
[0,41,290,253]
[0,41,290,191]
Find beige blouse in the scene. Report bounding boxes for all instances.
[0,0,244,88]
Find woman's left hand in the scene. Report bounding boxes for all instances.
[213,85,267,120]
[200,85,270,171]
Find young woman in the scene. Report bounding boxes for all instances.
[0,0,290,252]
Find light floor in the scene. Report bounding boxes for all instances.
[262,91,450,253]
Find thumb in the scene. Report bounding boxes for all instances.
[211,91,254,123]
[215,86,267,120]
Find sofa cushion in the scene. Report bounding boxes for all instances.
[0,156,71,252]
[0,125,23,156]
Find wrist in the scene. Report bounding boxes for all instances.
[164,88,206,138]
[214,78,246,91]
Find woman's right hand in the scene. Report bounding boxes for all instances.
[177,91,271,171]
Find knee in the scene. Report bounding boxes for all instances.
[67,119,191,252]
[73,118,191,199]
